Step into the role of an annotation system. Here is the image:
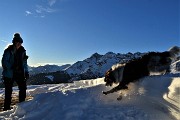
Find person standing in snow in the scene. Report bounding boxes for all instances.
[1,33,29,111]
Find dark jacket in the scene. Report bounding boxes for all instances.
[1,45,29,79]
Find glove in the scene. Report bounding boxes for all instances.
[25,72,29,80]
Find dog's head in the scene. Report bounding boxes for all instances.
[104,68,116,86]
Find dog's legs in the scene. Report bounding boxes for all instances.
[117,92,123,101]
[103,83,128,95]
[102,86,119,95]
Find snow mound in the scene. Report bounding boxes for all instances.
[0,74,179,120]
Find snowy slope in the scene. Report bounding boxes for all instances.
[0,73,179,120]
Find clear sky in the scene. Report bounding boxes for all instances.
[0,0,179,67]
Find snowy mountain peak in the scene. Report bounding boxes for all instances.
[64,51,180,81]
[65,51,145,80]
[104,52,116,57]
[90,52,102,58]
[84,52,102,63]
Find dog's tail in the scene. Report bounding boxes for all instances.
[168,46,180,60]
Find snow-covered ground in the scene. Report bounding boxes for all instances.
[0,72,179,120]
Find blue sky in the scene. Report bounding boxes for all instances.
[0,0,179,66]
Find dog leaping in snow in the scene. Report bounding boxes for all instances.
[103,46,180,98]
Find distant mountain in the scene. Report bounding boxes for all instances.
[65,52,144,81]
[27,71,71,85]
[24,52,145,84]
[29,64,71,75]
[64,52,180,81]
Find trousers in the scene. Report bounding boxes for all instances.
[3,77,27,110]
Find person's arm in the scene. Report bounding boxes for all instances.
[1,50,12,70]
[23,52,29,79]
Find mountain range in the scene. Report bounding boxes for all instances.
[0,51,180,86]
[25,52,145,84]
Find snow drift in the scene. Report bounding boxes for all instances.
[0,73,179,120]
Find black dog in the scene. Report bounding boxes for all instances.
[103,46,180,96]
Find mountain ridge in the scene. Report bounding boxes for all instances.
[0,51,179,86]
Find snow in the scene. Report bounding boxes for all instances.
[0,73,179,120]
